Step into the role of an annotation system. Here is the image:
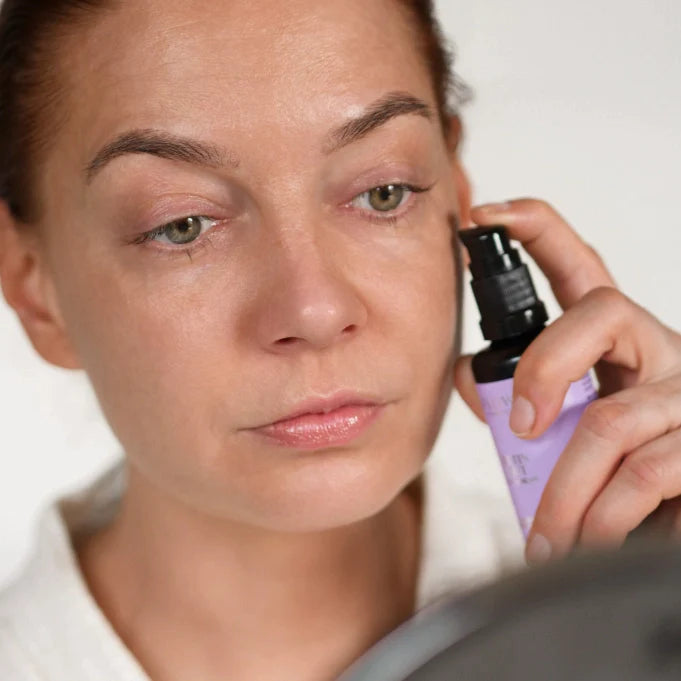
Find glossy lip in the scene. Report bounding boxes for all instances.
[266,391,385,425]
[247,391,389,450]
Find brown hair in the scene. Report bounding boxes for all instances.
[0,0,470,224]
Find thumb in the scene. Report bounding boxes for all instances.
[453,354,486,423]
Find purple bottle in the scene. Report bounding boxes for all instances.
[459,226,597,538]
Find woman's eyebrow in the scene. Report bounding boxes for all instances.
[84,129,234,184]
[83,92,433,183]
[324,91,434,153]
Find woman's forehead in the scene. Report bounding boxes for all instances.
[76,0,428,99]
[57,0,436,179]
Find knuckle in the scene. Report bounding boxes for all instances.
[584,243,607,268]
[581,505,617,542]
[584,285,624,308]
[584,287,641,341]
[515,349,556,387]
[529,356,555,384]
[523,198,557,219]
[580,398,632,442]
[619,454,666,493]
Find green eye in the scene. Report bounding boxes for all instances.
[162,216,205,244]
[350,182,432,222]
[131,215,220,252]
[367,185,406,212]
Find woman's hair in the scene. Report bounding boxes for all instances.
[0,0,470,224]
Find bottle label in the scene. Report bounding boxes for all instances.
[476,373,597,538]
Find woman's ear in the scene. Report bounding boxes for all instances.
[0,202,82,370]
[445,115,473,228]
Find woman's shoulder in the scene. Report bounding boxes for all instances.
[0,460,148,680]
[0,506,72,678]
[0,498,100,679]
[0,579,27,678]
[0,563,51,679]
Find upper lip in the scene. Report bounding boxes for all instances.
[256,391,385,427]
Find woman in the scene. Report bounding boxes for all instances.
[1,0,681,679]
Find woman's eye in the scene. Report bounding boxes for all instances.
[368,185,406,211]
[353,184,411,214]
[151,216,217,245]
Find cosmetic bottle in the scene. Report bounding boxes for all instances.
[458,226,598,538]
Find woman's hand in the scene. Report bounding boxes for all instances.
[453,199,681,564]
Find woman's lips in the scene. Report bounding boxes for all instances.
[250,403,385,450]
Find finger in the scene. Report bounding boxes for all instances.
[453,354,486,422]
[469,198,618,310]
[579,426,681,549]
[526,375,681,562]
[509,287,680,439]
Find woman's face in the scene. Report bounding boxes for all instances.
[35,0,467,531]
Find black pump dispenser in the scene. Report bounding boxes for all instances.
[459,226,548,342]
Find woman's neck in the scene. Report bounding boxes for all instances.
[75,463,424,681]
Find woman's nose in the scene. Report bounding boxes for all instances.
[252,235,368,354]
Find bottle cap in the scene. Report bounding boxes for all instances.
[458,225,548,341]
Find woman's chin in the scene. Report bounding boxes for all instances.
[233,447,424,533]
[134,418,429,533]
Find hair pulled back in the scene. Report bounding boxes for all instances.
[0,0,469,223]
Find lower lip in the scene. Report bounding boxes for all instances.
[251,404,385,450]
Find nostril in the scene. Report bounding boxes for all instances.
[277,337,298,346]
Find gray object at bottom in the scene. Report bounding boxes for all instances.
[338,540,681,681]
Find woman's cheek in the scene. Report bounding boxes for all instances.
[391,226,458,359]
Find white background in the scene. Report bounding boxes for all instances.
[1,0,680,588]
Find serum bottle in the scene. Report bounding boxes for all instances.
[458,225,598,538]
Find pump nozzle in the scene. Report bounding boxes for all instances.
[459,225,548,341]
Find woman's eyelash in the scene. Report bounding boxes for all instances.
[129,216,217,246]
[350,182,436,223]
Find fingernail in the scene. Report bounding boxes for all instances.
[509,395,535,436]
[526,533,552,564]
[472,201,512,213]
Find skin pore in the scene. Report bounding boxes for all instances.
[1,0,472,679]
